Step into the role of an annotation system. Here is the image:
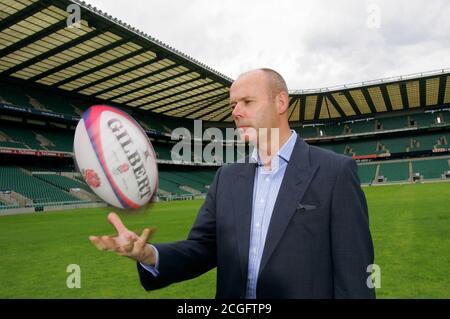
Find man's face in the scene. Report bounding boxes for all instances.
[229,72,278,143]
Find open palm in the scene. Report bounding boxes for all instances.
[89,212,155,264]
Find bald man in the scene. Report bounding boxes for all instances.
[90,68,376,299]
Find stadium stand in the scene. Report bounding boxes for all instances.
[349,120,375,134]
[0,167,81,204]
[412,158,450,179]
[0,122,73,151]
[153,143,176,161]
[378,161,410,182]
[0,124,43,150]
[357,164,377,184]
[379,136,410,153]
[33,173,91,193]
[0,0,449,211]
[158,172,195,196]
[345,140,378,156]
[377,116,407,130]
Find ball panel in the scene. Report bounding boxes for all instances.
[73,119,124,208]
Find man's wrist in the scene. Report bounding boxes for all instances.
[140,244,156,266]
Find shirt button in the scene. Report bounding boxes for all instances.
[252,248,257,254]
[260,198,264,203]
[265,177,270,182]
[255,222,261,228]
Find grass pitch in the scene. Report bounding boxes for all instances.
[0,182,449,298]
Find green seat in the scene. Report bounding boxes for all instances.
[0,167,81,204]
[357,164,377,183]
[378,162,409,182]
[412,158,450,179]
[378,116,407,130]
[34,174,92,193]
[379,137,410,153]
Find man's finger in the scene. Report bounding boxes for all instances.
[89,236,107,251]
[107,212,128,234]
[136,228,155,250]
[121,237,138,253]
[101,235,120,251]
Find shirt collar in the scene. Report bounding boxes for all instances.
[250,130,297,168]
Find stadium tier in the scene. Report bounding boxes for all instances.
[294,112,448,139]
[412,158,450,179]
[0,167,81,204]
[357,164,377,184]
[33,173,92,193]
[379,136,410,153]
[378,161,410,182]
[348,120,375,134]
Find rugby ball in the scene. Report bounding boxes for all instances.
[73,105,158,209]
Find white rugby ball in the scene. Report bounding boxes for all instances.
[73,105,158,209]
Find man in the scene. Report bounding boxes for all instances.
[90,68,376,299]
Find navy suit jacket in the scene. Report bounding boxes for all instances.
[137,136,376,299]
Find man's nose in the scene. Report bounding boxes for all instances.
[232,103,243,119]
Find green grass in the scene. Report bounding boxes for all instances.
[0,182,449,299]
[363,182,450,298]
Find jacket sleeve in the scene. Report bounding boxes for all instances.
[330,157,376,299]
[137,166,222,291]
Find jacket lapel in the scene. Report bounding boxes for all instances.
[258,137,319,276]
[231,161,257,283]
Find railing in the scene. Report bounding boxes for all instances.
[289,68,450,94]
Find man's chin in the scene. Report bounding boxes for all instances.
[239,134,252,143]
[237,127,257,143]
[238,132,257,143]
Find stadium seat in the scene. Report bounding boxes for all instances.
[0,124,43,150]
[0,82,33,108]
[378,161,410,182]
[348,120,375,134]
[411,112,436,127]
[379,137,410,153]
[33,173,92,193]
[357,164,377,184]
[378,116,407,130]
[158,172,193,196]
[297,126,318,138]
[345,140,377,155]
[25,87,76,115]
[0,167,81,204]
[412,158,450,179]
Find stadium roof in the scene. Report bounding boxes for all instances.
[0,0,233,122]
[287,68,450,123]
[1,0,450,123]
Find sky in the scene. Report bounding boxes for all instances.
[82,0,450,91]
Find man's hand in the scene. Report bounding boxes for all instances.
[89,212,156,265]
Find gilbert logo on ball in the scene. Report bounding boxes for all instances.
[73,105,158,209]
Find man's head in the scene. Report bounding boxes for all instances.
[229,68,290,143]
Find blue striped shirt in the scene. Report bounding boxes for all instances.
[245,130,297,298]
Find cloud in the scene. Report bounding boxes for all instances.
[83,0,450,90]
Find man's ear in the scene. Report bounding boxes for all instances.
[277,91,289,115]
